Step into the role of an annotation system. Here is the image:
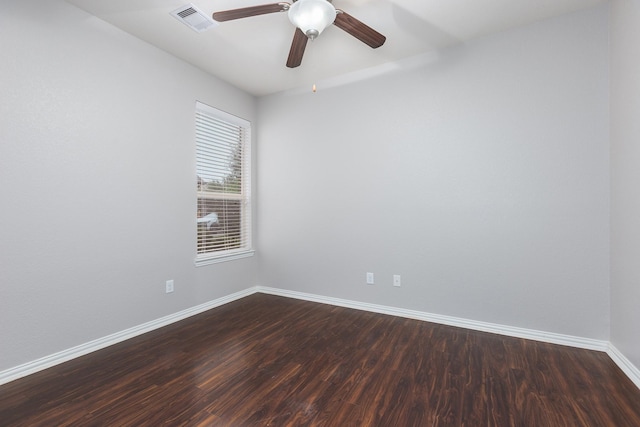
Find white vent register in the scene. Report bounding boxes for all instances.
[171,4,218,33]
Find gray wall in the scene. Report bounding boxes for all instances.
[0,0,258,371]
[611,0,640,372]
[4,0,635,380]
[257,6,610,340]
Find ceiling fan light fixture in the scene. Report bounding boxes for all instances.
[288,0,336,40]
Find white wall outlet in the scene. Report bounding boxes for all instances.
[366,272,374,285]
[165,279,174,293]
[393,274,401,287]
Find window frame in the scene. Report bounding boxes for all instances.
[194,101,254,266]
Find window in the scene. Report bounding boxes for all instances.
[195,102,252,265]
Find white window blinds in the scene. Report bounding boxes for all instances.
[195,102,252,264]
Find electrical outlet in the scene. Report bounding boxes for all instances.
[166,279,174,293]
[366,272,374,285]
[393,275,401,287]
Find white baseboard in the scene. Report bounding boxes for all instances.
[0,287,258,386]
[607,343,640,389]
[3,285,638,391]
[256,286,609,352]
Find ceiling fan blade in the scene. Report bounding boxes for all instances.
[334,10,386,48]
[286,28,308,68]
[213,3,289,22]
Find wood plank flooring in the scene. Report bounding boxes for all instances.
[1,293,639,426]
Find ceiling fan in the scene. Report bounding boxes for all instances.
[212,0,386,68]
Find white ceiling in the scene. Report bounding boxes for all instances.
[66,0,607,96]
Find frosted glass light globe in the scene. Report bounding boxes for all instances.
[288,0,337,40]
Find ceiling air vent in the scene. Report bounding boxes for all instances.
[170,4,218,33]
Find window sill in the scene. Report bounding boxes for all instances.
[195,249,255,267]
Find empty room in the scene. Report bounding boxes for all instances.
[1,0,639,425]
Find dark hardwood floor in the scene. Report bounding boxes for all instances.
[1,294,639,426]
